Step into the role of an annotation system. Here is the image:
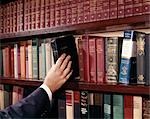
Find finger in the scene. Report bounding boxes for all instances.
[65,70,73,80]
[62,61,72,78]
[55,53,66,69]
[59,55,71,71]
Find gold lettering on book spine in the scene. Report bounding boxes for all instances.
[137,36,145,56]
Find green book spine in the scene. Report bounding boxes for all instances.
[113,94,124,119]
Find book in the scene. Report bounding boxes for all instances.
[74,91,81,119]
[133,96,142,119]
[143,96,150,119]
[119,30,137,84]
[51,35,79,80]
[145,34,150,85]
[103,94,112,119]
[124,95,133,119]
[113,94,124,119]
[136,32,146,84]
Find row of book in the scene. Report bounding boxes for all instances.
[0,84,149,119]
[0,0,149,33]
[0,84,34,110]
[58,90,150,119]
[0,31,150,85]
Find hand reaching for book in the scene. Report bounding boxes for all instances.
[44,53,73,93]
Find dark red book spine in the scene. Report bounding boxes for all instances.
[133,0,143,16]
[96,0,103,21]
[142,0,150,14]
[11,48,14,78]
[109,0,118,19]
[60,0,67,26]
[89,37,97,83]
[102,0,109,20]
[72,0,78,24]
[40,0,45,29]
[82,36,90,82]
[31,0,36,30]
[118,0,125,18]
[55,0,61,26]
[96,37,105,83]
[66,0,72,25]
[35,0,41,29]
[125,0,133,17]
[83,0,90,23]
[45,0,50,28]
[28,0,32,30]
[50,0,55,27]
[24,0,29,31]
[77,0,84,24]
[124,95,133,119]
[90,0,97,22]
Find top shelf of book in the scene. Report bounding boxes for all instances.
[0,15,149,40]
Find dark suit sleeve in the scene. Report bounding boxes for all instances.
[0,88,51,118]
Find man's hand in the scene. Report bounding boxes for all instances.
[44,53,73,93]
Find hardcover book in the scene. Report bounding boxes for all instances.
[119,30,137,84]
[51,35,79,80]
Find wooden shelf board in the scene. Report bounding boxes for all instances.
[0,78,149,95]
[0,15,149,40]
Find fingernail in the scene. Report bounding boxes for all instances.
[62,53,66,57]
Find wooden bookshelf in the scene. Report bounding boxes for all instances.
[0,77,149,95]
[0,14,149,40]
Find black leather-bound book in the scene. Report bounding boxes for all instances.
[51,35,79,80]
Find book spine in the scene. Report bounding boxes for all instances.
[66,0,72,25]
[133,0,143,16]
[136,32,146,84]
[14,44,18,78]
[145,34,150,85]
[142,96,150,119]
[35,0,41,29]
[83,0,90,23]
[0,44,3,76]
[31,0,36,30]
[109,0,118,19]
[113,94,124,119]
[125,0,133,17]
[102,0,109,20]
[40,0,45,29]
[71,0,78,24]
[142,0,150,14]
[55,0,61,26]
[77,0,84,24]
[32,38,39,79]
[58,91,66,119]
[103,94,112,119]
[51,39,59,63]
[124,95,133,119]
[60,0,67,26]
[45,0,50,28]
[105,37,118,83]
[28,0,32,30]
[74,91,81,119]
[96,37,105,83]
[80,91,88,119]
[89,37,97,83]
[133,96,142,119]
[82,36,90,82]
[90,0,97,22]
[50,0,55,27]
[66,90,74,119]
[41,39,46,79]
[118,0,125,18]
[96,0,103,21]
[10,47,14,78]
[24,0,29,31]
[119,30,137,84]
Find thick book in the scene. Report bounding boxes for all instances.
[113,94,124,119]
[119,30,138,84]
[145,34,150,85]
[142,96,150,119]
[133,96,142,119]
[136,32,146,84]
[51,35,79,80]
[124,95,133,119]
[74,91,81,119]
[103,94,112,119]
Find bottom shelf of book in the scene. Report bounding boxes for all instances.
[0,77,149,95]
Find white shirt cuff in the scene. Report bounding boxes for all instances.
[40,84,52,103]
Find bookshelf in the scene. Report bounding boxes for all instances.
[0,77,149,96]
[0,0,150,118]
[0,14,149,40]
